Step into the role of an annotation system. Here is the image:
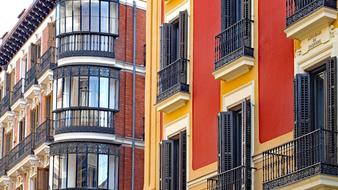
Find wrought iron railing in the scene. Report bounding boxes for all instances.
[207,166,252,190]
[57,32,116,59]
[263,129,338,189]
[0,93,11,117]
[25,64,37,91]
[286,0,337,26]
[11,79,24,106]
[54,108,115,134]
[37,46,57,79]
[215,19,253,70]
[157,58,189,102]
[35,119,54,148]
[0,155,7,176]
[7,134,34,169]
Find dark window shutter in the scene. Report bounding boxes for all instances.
[179,11,188,59]
[242,0,251,19]
[179,131,187,190]
[326,57,337,131]
[160,24,171,69]
[218,112,234,172]
[241,100,252,189]
[221,0,232,30]
[294,74,312,137]
[160,140,173,190]
[30,43,38,66]
[5,73,11,94]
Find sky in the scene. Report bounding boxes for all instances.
[0,0,33,42]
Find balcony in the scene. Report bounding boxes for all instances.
[0,93,13,123]
[285,0,337,39]
[156,58,190,113]
[207,166,251,190]
[37,47,56,96]
[54,108,115,135]
[6,134,37,176]
[24,65,41,108]
[57,32,116,59]
[10,79,26,113]
[35,119,53,148]
[263,129,338,189]
[213,19,254,81]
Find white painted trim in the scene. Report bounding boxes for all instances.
[120,0,147,10]
[57,56,146,74]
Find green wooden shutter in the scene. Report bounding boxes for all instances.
[179,131,187,190]
[160,140,173,190]
[294,74,312,137]
[218,112,234,172]
[179,11,188,59]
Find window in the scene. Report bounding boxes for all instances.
[91,0,100,32]
[82,0,90,31]
[160,11,188,68]
[221,0,249,29]
[312,69,326,130]
[73,0,81,31]
[50,143,119,190]
[160,131,186,190]
[19,119,25,142]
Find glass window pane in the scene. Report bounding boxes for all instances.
[53,156,59,189]
[98,154,108,189]
[56,3,60,35]
[60,1,65,33]
[73,0,81,31]
[63,77,70,108]
[110,2,118,34]
[101,1,109,33]
[82,0,90,31]
[100,78,109,108]
[89,77,99,107]
[77,154,87,187]
[109,155,118,189]
[53,80,57,110]
[109,79,118,109]
[68,154,76,188]
[57,78,63,109]
[91,0,100,32]
[65,0,73,32]
[88,154,98,188]
[71,77,79,107]
[80,76,89,106]
[60,155,67,188]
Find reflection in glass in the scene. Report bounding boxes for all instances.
[100,78,109,108]
[80,77,89,106]
[77,154,87,187]
[68,154,76,188]
[109,155,118,189]
[88,154,98,188]
[91,0,100,32]
[63,77,70,108]
[110,2,118,34]
[73,0,81,31]
[82,0,90,31]
[60,1,65,33]
[110,78,118,109]
[89,77,99,107]
[71,77,79,107]
[60,155,67,188]
[53,156,59,189]
[56,3,60,35]
[57,78,63,109]
[98,154,108,188]
[65,0,73,33]
[101,1,109,33]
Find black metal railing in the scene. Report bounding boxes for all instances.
[263,129,338,189]
[215,19,253,70]
[207,166,252,190]
[11,79,24,106]
[0,93,11,117]
[54,108,115,134]
[7,134,34,169]
[286,0,337,26]
[37,47,57,79]
[25,64,37,91]
[57,32,116,59]
[157,58,189,102]
[0,155,7,176]
[35,119,54,148]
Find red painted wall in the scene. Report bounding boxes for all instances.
[259,0,294,142]
[192,0,220,169]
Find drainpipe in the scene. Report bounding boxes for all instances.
[131,1,137,190]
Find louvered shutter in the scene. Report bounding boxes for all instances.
[179,11,188,59]
[160,24,171,69]
[218,112,234,173]
[242,0,251,19]
[179,131,187,190]
[5,73,11,94]
[294,74,312,137]
[30,43,38,67]
[160,140,173,190]
[326,57,337,164]
[241,100,251,189]
[221,0,232,30]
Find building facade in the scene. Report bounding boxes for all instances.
[145,0,338,190]
[0,0,146,190]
